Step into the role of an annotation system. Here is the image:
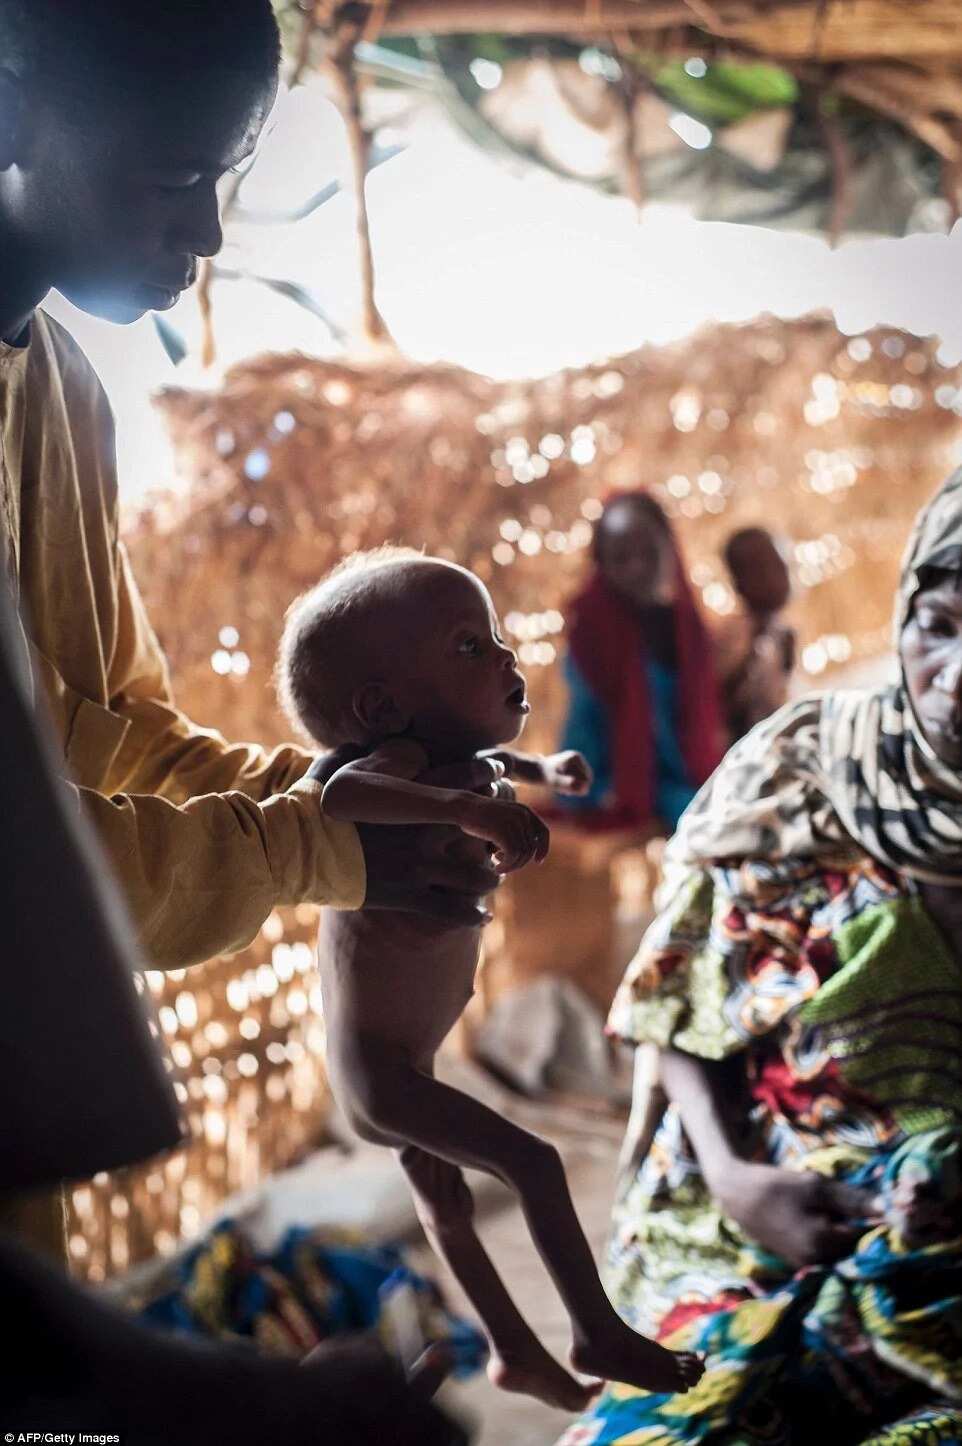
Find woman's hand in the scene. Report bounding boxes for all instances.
[715,1161,880,1268]
[886,1171,958,1247]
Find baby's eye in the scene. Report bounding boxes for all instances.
[458,636,481,656]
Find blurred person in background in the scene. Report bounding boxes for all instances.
[558,491,725,835]
[715,525,796,742]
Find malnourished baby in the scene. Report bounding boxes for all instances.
[278,547,704,1409]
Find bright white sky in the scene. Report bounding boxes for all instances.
[43,75,962,504]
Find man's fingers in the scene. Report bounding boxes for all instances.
[408,1343,453,1399]
[414,890,493,926]
[364,880,492,926]
[429,859,502,896]
[420,758,504,793]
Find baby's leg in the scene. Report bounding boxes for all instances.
[399,1145,599,1412]
[347,1037,703,1395]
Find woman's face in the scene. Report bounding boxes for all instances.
[596,502,675,609]
[902,578,962,766]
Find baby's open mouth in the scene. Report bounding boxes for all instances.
[506,683,529,711]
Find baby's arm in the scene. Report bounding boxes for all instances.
[483,748,592,796]
[322,740,549,871]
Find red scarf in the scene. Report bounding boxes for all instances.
[566,554,724,828]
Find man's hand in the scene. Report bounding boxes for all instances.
[542,750,592,796]
[358,755,508,926]
[300,1335,467,1445]
[716,1161,880,1268]
[418,756,507,794]
[459,796,550,872]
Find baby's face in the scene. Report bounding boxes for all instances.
[396,564,529,751]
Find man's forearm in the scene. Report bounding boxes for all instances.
[73,781,363,970]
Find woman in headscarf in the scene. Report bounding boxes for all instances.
[559,491,725,832]
[561,474,962,1445]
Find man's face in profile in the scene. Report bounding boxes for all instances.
[9,67,276,323]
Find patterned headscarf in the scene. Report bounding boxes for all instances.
[666,468,962,887]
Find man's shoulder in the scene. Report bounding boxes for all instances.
[30,308,110,412]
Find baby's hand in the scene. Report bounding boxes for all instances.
[544,750,592,796]
[461,797,549,872]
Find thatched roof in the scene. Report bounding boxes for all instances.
[305,1,962,59]
[277,1,962,238]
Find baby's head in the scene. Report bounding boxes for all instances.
[279,547,530,754]
[723,527,791,617]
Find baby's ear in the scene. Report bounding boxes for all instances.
[353,682,409,736]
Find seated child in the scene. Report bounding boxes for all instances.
[278,547,704,1410]
[716,526,795,742]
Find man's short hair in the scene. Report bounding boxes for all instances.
[1,0,280,109]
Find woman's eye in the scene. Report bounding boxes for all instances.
[917,609,954,637]
[458,636,481,656]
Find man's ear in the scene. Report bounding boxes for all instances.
[352,682,409,737]
[0,69,25,171]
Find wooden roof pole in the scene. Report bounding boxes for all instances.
[325,9,398,354]
[196,4,319,369]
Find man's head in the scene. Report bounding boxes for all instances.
[593,492,676,610]
[724,527,791,617]
[279,550,530,756]
[0,0,279,323]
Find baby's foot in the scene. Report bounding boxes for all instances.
[488,1341,602,1412]
[571,1321,704,1395]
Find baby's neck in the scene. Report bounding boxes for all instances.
[422,733,487,769]
[374,729,491,769]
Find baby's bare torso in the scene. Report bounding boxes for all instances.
[318,822,489,1075]
[319,906,480,1067]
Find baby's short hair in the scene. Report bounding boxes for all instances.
[723,526,774,574]
[278,545,425,747]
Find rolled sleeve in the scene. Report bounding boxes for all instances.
[72,778,365,970]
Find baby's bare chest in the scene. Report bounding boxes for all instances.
[318,909,481,1052]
